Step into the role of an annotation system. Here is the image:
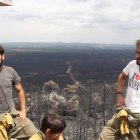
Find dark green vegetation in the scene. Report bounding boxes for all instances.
[3,43,134,87]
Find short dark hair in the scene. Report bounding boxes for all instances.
[0,45,4,55]
[136,39,140,48]
[41,113,66,134]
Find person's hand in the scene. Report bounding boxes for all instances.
[116,94,125,107]
[17,110,26,122]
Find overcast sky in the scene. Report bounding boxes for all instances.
[0,0,140,44]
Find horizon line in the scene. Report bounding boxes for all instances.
[1,41,134,46]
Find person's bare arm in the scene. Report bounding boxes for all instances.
[117,72,127,106]
[15,82,26,120]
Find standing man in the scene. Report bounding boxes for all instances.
[99,39,140,140]
[0,45,42,139]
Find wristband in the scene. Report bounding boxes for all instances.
[117,92,123,96]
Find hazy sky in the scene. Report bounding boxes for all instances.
[0,0,140,44]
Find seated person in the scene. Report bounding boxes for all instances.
[40,113,66,140]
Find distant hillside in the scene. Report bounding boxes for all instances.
[2,43,135,86]
[2,42,133,49]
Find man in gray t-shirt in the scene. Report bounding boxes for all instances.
[0,45,43,139]
[0,65,21,113]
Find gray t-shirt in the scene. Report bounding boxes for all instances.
[0,65,21,113]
